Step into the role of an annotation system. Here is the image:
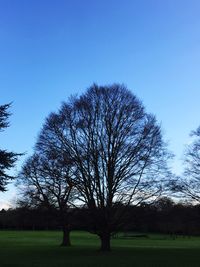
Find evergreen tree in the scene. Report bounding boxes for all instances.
[0,104,20,191]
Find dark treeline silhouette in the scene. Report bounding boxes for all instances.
[1,198,200,237]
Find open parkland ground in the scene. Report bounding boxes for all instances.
[0,231,200,267]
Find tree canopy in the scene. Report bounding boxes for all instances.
[30,84,172,251]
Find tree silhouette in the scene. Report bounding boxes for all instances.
[0,104,20,191]
[36,84,171,251]
[174,126,200,202]
[19,150,75,246]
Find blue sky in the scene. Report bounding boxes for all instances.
[0,0,200,208]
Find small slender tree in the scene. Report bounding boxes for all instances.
[0,103,20,192]
[173,126,200,202]
[36,84,172,251]
[19,150,75,246]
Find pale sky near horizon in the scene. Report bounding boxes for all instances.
[0,0,200,209]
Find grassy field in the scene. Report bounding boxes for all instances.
[0,231,200,267]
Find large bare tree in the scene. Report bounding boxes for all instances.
[36,84,171,251]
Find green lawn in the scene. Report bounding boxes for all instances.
[0,231,200,266]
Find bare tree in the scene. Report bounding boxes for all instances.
[36,84,171,251]
[173,126,200,202]
[0,103,21,191]
[18,150,75,246]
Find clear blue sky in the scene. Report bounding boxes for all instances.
[1,0,200,208]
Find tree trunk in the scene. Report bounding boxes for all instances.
[61,226,71,247]
[99,233,111,251]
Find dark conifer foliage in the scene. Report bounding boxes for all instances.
[0,104,20,191]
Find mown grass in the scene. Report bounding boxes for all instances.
[0,231,200,266]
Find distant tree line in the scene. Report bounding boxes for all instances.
[1,197,200,237]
